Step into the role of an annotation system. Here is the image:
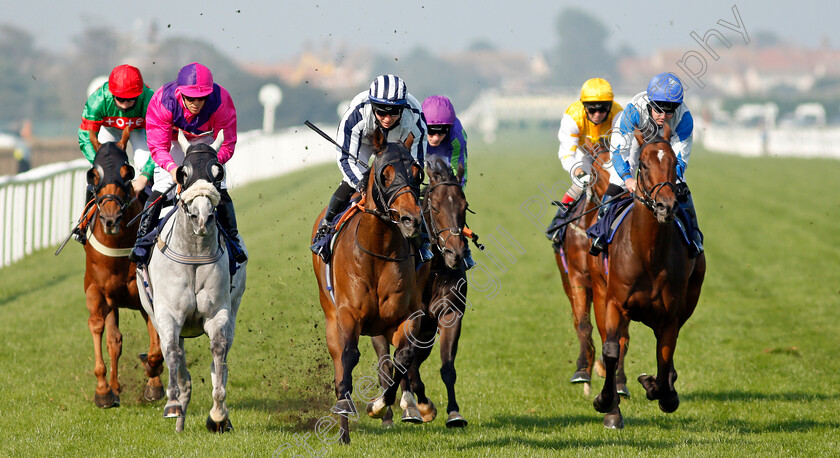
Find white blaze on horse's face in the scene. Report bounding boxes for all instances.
[657,149,666,162]
[185,196,216,236]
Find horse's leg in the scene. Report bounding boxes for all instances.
[86,288,118,408]
[206,312,233,433]
[639,323,680,413]
[407,328,435,423]
[139,309,165,402]
[174,337,192,432]
[616,325,630,398]
[104,306,122,402]
[593,297,624,428]
[438,311,467,427]
[333,311,361,444]
[370,335,394,426]
[157,313,185,425]
[383,317,421,424]
[569,282,595,389]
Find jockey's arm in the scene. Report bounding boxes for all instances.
[609,108,639,189]
[671,111,695,181]
[336,108,367,189]
[557,112,583,175]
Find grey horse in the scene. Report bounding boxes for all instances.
[138,132,247,433]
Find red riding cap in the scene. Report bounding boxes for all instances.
[108,64,144,99]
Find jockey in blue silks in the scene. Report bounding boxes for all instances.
[590,72,704,257]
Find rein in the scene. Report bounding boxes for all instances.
[423,181,466,253]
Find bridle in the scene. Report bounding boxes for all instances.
[634,138,677,213]
[423,180,467,254]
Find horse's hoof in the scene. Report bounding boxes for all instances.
[401,405,423,424]
[617,383,630,398]
[583,382,591,397]
[206,415,233,433]
[381,418,394,428]
[365,399,387,419]
[570,369,591,384]
[94,390,120,409]
[445,411,468,428]
[659,392,680,413]
[593,393,617,414]
[594,358,607,378]
[417,400,437,423]
[163,403,184,418]
[638,373,658,400]
[144,385,165,402]
[604,412,624,429]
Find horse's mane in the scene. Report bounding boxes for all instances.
[181,180,221,206]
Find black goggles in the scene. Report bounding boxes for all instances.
[427,125,451,136]
[650,101,681,114]
[372,104,402,116]
[114,96,138,103]
[583,103,610,114]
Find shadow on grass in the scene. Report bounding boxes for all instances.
[0,270,76,307]
[682,389,837,403]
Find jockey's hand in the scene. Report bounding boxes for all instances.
[575,170,591,185]
[624,178,637,194]
[131,175,149,195]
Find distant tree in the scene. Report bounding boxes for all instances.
[0,25,60,128]
[547,8,619,87]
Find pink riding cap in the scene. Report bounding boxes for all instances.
[422,95,456,125]
[177,62,214,97]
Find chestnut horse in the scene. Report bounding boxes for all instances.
[83,128,164,408]
[311,129,425,444]
[591,124,706,428]
[553,141,629,398]
[371,157,472,428]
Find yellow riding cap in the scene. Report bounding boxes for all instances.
[580,78,614,103]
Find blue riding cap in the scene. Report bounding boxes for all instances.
[647,72,684,104]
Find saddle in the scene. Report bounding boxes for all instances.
[586,195,695,254]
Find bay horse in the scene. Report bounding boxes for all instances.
[553,140,629,398]
[83,128,164,408]
[371,157,471,428]
[590,123,706,428]
[311,128,425,444]
[138,131,248,433]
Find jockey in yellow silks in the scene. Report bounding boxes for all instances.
[546,78,622,245]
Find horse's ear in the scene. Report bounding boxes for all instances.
[177,129,191,154]
[456,162,465,183]
[211,130,224,152]
[86,165,103,187]
[404,132,415,150]
[117,127,131,150]
[89,130,102,153]
[662,122,672,142]
[176,165,190,187]
[372,127,386,154]
[633,129,645,147]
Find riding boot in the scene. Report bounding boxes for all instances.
[463,244,476,270]
[73,187,95,245]
[217,190,248,263]
[680,193,704,258]
[311,181,355,261]
[129,192,163,265]
[419,230,434,263]
[545,201,573,242]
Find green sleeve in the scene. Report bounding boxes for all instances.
[78,86,109,163]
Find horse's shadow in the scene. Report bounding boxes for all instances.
[238,396,333,432]
[681,389,836,403]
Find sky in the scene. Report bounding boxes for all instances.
[5,0,838,65]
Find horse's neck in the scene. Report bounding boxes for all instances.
[357,211,408,258]
[629,204,677,259]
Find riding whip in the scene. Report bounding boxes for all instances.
[127,182,178,227]
[304,120,360,163]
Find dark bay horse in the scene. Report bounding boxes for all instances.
[591,124,706,428]
[311,129,425,444]
[83,128,164,408]
[554,141,628,398]
[371,157,472,428]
